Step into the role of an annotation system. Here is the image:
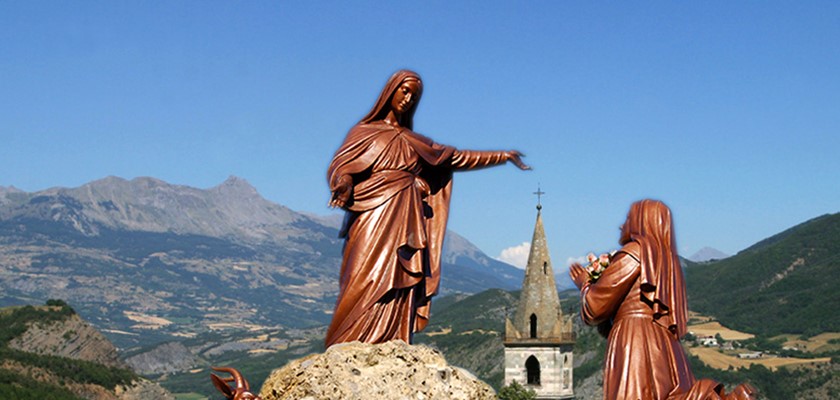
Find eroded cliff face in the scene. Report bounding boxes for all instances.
[8,310,125,368]
[1,304,174,400]
[124,341,204,375]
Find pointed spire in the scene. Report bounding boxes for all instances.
[508,191,563,340]
[503,187,575,399]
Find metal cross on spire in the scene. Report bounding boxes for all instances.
[534,184,545,211]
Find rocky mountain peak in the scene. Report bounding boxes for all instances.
[0,185,23,205]
[84,175,164,190]
[0,185,23,193]
[219,175,254,189]
[131,176,167,186]
[87,175,128,187]
[443,231,487,265]
[211,175,260,198]
[3,175,306,243]
[688,247,729,262]
[79,175,174,198]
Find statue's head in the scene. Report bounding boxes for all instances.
[360,70,424,129]
[621,199,674,248]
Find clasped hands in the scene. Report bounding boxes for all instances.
[568,262,589,290]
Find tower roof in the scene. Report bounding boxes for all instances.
[507,201,565,341]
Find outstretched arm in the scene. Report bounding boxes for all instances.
[450,150,531,171]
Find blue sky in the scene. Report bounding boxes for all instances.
[1,2,838,271]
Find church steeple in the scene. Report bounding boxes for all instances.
[508,193,562,340]
[503,190,575,399]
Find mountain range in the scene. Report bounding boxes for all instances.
[0,176,524,349]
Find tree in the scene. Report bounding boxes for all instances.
[45,299,68,308]
[497,381,536,400]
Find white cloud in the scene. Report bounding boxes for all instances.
[566,255,588,266]
[496,242,531,269]
[497,245,599,271]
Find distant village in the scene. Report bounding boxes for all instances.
[681,315,834,373]
[685,331,764,360]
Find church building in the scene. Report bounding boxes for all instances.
[504,196,575,399]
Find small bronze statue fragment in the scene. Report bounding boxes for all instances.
[210,366,262,400]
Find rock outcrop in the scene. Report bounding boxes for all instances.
[259,340,495,400]
[8,310,125,368]
[124,341,204,375]
[1,304,174,400]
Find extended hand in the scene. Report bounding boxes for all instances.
[569,263,589,290]
[507,151,531,170]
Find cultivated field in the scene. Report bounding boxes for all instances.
[778,332,840,353]
[687,321,755,341]
[124,311,173,329]
[688,346,831,371]
[424,327,452,336]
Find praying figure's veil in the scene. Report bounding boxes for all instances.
[624,199,689,338]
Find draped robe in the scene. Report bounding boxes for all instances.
[325,121,509,346]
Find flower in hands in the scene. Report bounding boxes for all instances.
[585,251,615,282]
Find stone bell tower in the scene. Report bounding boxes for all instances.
[504,190,575,399]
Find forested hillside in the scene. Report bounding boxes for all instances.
[685,213,840,337]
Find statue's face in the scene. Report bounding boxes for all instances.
[390,80,420,115]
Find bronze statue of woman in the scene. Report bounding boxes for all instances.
[326,70,530,347]
[570,200,757,400]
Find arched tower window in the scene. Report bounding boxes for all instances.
[543,261,547,274]
[526,355,541,385]
[529,314,537,338]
